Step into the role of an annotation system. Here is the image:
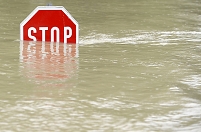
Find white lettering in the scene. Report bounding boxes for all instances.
[28,26,73,43]
[64,27,72,43]
[28,27,37,41]
[39,27,48,42]
[51,27,60,43]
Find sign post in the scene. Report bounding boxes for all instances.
[20,6,79,44]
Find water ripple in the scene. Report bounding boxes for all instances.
[80,31,201,45]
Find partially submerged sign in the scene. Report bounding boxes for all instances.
[19,6,79,81]
[20,6,79,44]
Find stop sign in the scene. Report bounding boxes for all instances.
[20,6,79,44]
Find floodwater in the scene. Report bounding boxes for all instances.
[0,0,201,131]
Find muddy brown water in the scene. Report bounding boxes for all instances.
[0,0,201,131]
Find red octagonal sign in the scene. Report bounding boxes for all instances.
[20,6,79,44]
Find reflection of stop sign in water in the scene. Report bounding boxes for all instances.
[20,6,79,44]
[20,41,78,81]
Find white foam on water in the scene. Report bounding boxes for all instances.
[180,75,201,89]
[79,30,201,45]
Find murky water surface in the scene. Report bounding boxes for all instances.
[0,0,201,131]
